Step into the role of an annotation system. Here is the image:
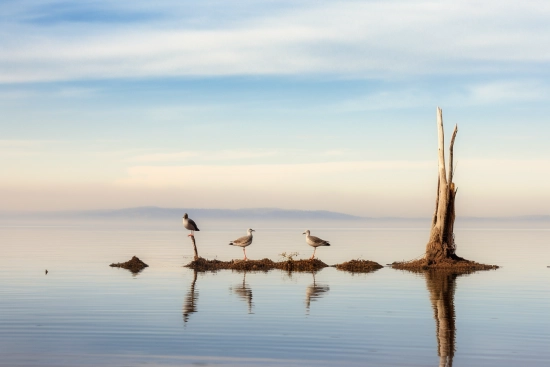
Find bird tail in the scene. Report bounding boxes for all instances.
[324,243,331,246]
[229,242,234,246]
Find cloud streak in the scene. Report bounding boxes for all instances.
[2,0,550,83]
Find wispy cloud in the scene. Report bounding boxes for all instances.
[2,1,550,83]
[127,150,281,163]
[115,160,434,189]
[466,80,549,104]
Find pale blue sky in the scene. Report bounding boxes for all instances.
[1,0,549,216]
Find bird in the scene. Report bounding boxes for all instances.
[303,230,330,260]
[45,270,48,275]
[229,228,255,260]
[182,213,200,237]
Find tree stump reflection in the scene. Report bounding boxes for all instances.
[425,271,457,367]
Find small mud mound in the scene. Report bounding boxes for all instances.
[274,259,328,272]
[335,259,383,273]
[185,258,277,272]
[185,258,227,272]
[391,257,498,271]
[185,257,328,272]
[110,256,149,273]
[231,258,277,271]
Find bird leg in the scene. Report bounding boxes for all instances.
[243,248,248,261]
[188,230,194,237]
[310,247,316,260]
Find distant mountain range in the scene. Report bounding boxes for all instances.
[1,206,363,220]
[1,206,549,222]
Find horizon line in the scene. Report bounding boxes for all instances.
[1,206,549,221]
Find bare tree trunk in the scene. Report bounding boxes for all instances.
[426,108,458,264]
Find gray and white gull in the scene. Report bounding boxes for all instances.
[229,228,255,260]
[303,230,330,259]
[182,213,200,237]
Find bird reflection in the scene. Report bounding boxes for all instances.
[183,270,199,324]
[305,272,330,313]
[231,272,254,314]
[425,270,458,367]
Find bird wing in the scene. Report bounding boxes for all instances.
[188,219,200,231]
[232,235,252,246]
[309,235,329,245]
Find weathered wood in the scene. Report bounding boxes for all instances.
[432,174,440,227]
[436,107,449,244]
[190,235,199,261]
[426,107,457,263]
[448,124,458,183]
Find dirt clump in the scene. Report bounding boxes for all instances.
[335,259,383,273]
[275,258,328,272]
[185,258,277,272]
[185,257,328,272]
[230,258,277,271]
[110,256,149,273]
[391,257,498,271]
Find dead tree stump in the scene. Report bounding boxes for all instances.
[392,107,498,271]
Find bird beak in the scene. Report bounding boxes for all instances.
[302,232,306,235]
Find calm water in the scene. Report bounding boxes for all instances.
[1,219,549,366]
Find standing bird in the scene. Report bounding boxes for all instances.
[229,228,255,260]
[303,230,330,260]
[182,213,200,237]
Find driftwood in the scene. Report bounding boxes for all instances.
[189,235,199,261]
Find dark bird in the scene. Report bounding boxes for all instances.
[182,213,200,237]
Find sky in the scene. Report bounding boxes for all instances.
[1,0,549,217]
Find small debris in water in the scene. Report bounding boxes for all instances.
[45,269,48,275]
[110,256,149,273]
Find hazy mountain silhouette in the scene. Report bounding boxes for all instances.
[3,206,363,220]
[2,206,549,223]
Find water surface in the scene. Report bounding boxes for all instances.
[1,219,549,366]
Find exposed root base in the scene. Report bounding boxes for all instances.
[391,257,498,272]
[334,259,383,273]
[185,257,328,272]
[110,256,149,273]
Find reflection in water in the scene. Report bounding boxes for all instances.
[425,271,458,367]
[183,270,198,324]
[305,272,330,313]
[231,272,253,314]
